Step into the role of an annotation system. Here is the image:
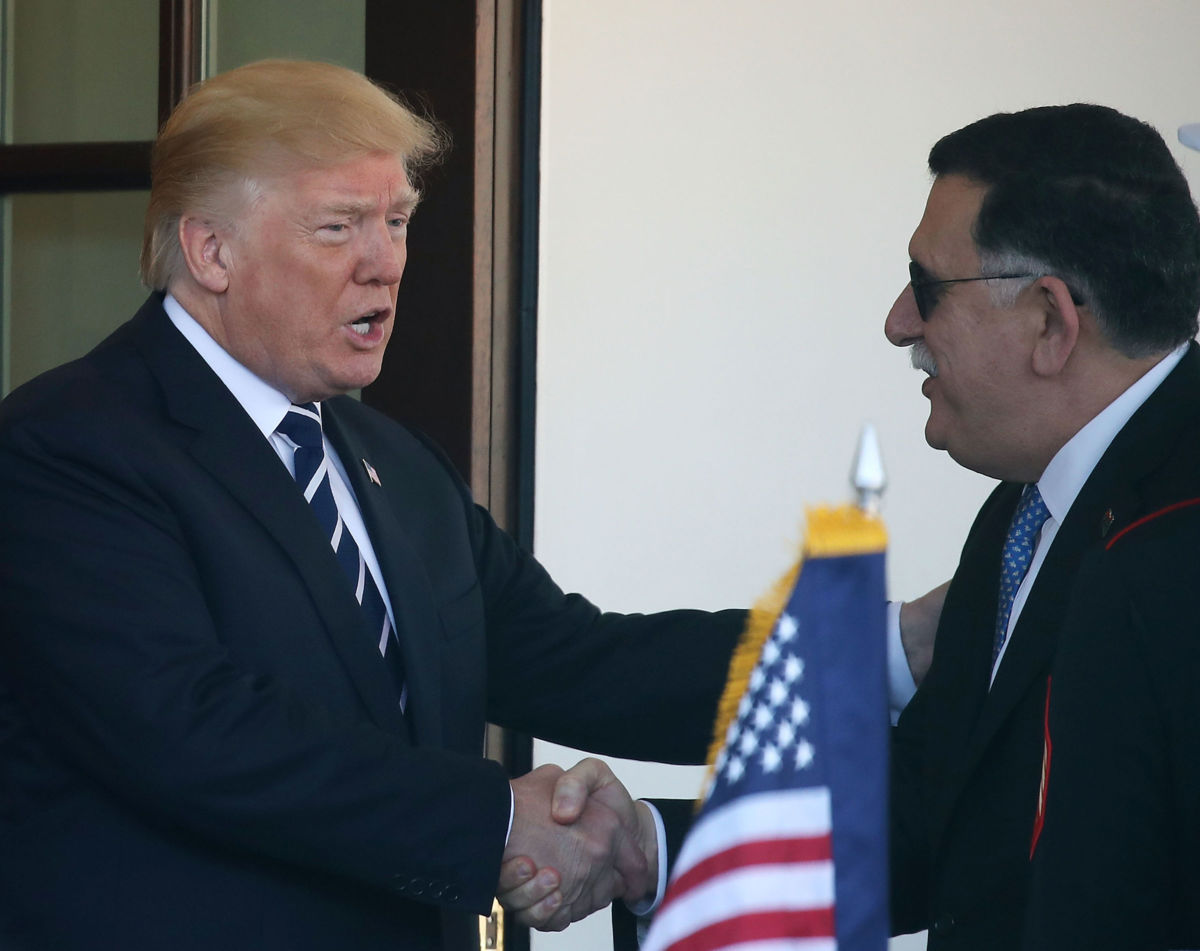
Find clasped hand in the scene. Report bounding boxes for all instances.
[499,758,657,931]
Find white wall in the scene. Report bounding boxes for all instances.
[532,2,1200,948]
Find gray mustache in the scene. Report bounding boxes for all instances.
[910,342,939,377]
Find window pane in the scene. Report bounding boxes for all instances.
[210,0,364,73]
[10,0,158,144]
[4,191,148,394]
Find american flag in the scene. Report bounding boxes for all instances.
[642,508,889,951]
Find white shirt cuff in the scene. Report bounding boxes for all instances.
[625,800,668,917]
[506,784,514,844]
[887,599,917,724]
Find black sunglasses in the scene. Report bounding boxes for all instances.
[908,261,1037,321]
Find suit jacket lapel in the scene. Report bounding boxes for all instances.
[961,344,1200,779]
[922,481,1018,826]
[964,491,1092,773]
[127,298,409,736]
[323,400,446,748]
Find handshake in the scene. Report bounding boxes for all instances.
[499,758,660,932]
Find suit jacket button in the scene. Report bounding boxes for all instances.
[446,887,462,902]
[932,914,957,936]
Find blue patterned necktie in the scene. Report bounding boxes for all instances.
[276,403,407,711]
[993,483,1051,667]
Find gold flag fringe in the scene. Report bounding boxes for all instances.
[697,504,887,809]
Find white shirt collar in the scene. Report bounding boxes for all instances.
[1037,343,1188,522]
[163,293,294,436]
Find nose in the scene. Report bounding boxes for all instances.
[884,284,924,348]
[356,219,406,287]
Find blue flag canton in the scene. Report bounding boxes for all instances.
[707,607,825,811]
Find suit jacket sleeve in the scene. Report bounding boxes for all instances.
[474,504,744,763]
[380,427,746,765]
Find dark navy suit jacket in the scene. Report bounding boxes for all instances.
[1022,357,1200,950]
[891,344,1200,950]
[0,295,743,950]
[632,346,1200,951]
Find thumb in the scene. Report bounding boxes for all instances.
[551,757,614,824]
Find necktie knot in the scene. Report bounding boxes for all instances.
[1011,483,1050,539]
[276,402,324,451]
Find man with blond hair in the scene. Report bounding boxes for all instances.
[0,59,743,950]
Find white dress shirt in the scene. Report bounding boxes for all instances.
[163,294,398,632]
[886,343,1187,708]
[989,344,1186,682]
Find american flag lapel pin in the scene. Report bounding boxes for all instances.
[362,458,382,487]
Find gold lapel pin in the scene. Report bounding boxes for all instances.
[1099,508,1115,537]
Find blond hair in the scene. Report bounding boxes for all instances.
[141,59,445,290]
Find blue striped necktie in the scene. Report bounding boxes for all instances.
[993,483,1050,668]
[276,403,407,711]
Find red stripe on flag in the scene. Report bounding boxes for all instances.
[664,908,836,951]
[667,834,834,901]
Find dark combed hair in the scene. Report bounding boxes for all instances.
[929,104,1200,356]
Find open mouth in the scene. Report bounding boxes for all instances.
[349,311,386,336]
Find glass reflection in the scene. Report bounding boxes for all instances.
[5,191,148,394]
[11,0,158,144]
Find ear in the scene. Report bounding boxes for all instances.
[1029,276,1080,378]
[178,215,232,294]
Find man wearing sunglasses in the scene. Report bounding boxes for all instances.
[528,104,1200,951]
[885,104,1200,949]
